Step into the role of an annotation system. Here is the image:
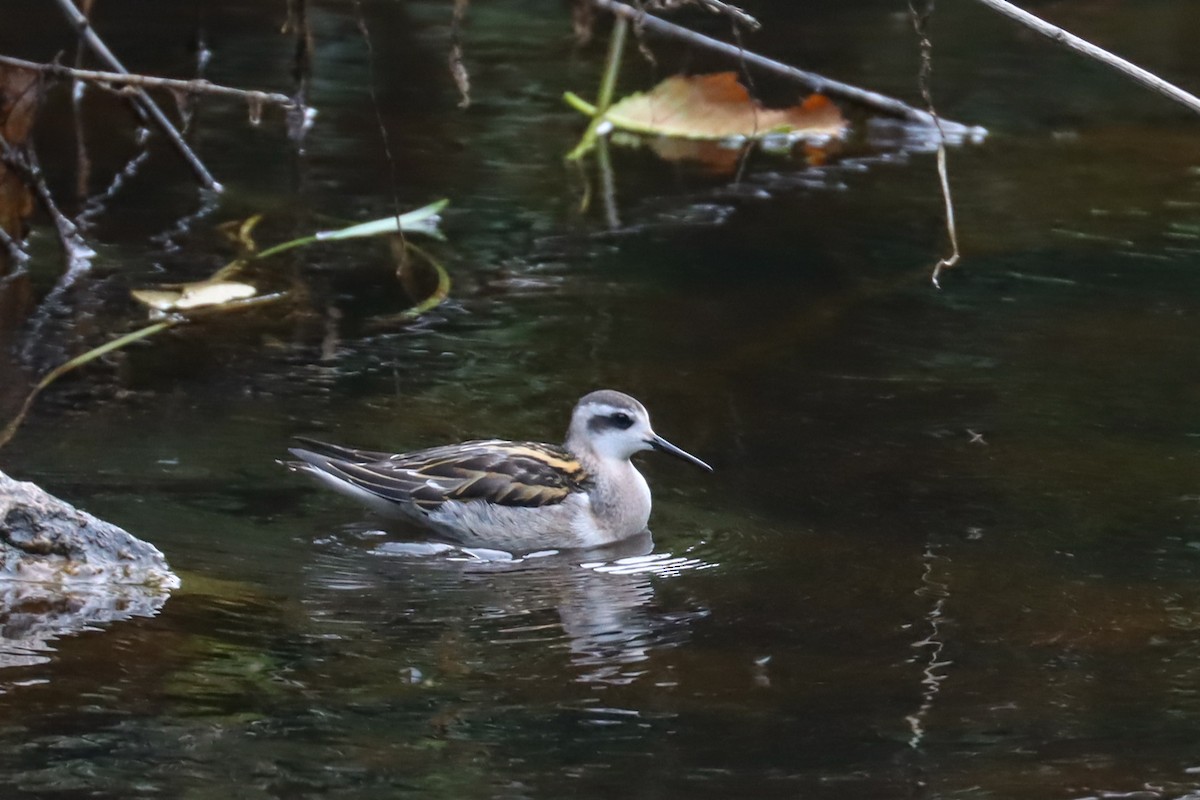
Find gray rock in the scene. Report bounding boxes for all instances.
[0,469,179,589]
[0,470,179,672]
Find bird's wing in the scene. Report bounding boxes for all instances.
[290,436,395,463]
[291,439,590,511]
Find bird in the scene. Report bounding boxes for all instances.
[283,389,712,551]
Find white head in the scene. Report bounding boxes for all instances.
[565,390,712,470]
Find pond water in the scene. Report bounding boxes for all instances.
[3,0,1200,797]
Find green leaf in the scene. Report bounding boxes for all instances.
[314,199,449,243]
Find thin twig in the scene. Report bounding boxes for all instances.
[354,0,405,240]
[52,0,222,191]
[590,0,976,133]
[908,1,960,287]
[930,146,959,287]
[0,56,296,112]
[972,0,1200,116]
[648,0,760,31]
[449,0,471,109]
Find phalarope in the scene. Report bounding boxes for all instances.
[284,390,712,551]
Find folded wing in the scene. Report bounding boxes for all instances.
[288,439,590,511]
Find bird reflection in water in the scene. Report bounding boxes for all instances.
[307,528,713,687]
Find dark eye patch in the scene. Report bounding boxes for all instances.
[587,410,636,433]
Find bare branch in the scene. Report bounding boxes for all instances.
[52,0,222,191]
[0,55,298,112]
[973,0,1200,116]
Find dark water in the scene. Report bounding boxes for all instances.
[4,0,1200,797]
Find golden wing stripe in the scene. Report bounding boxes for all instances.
[503,445,586,476]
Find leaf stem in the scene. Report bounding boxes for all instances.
[566,15,628,160]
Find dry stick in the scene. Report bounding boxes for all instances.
[52,0,221,191]
[929,146,959,288]
[972,0,1200,116]
[0,56,296,112]
[590,0,973,132]
[908,1,960,288]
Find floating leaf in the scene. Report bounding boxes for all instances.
[252,199,451,262]
[566,72,846,142]
[314,199,449,242]
[131,280,258,312]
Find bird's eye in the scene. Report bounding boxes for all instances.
[610,412,634,429]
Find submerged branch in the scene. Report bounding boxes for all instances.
[0,55,298,112]
[972,0,1200,116]
[590,0,975,133]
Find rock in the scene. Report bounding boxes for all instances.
[0,469,179,672]
[0,469,179,589]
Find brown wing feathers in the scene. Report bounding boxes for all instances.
[292,439,589,511]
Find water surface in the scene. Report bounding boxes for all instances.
[3,1,1200,797]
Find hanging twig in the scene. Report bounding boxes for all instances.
[908,1,960,288]
[589,0,976,133]
[928,147,959,287]
[0,56,297,114]
[448,0,471,109]
[972,0,1200,116]
[647,0,760,31]
[353,0,406,237]
[52,0,222,191]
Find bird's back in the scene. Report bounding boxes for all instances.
[286,437,591,515]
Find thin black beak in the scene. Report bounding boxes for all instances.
[649,433,713,472]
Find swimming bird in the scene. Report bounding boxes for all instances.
[283,390,712,551]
